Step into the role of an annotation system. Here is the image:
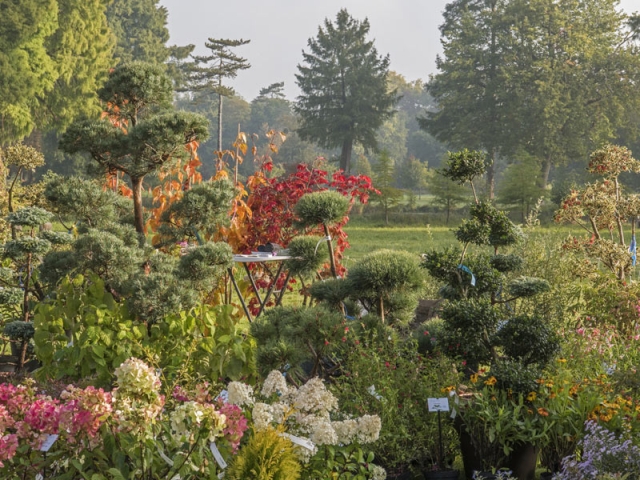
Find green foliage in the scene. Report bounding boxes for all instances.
[106,0,171,64]
[226,428,302,480]
[309,278,352,310]
[251,305,347,382]
[496,315,560,367]
[43,174,131,228]
[3,238,51,259]
[490,254,523,273]
[6,207,51,227]
[372,150,404,224]
[38,230,73,245]
[346,249,424,325]
[455,218,490,246]
[0,287,23,306]
[176,242,233,290]
[148,304,256,383]
[158,179,235,244]
[334,335,459,470]
[498,155,548,221]
[33,275,146,385]
[294,191,350,229]
[439,298,500,365]
[60,61,209,235]
[304,444,379,480]
[440,149,488,186]
[3,321,35,341]
[285,236,328,277]
[507,276,551,298]
[295,9,398,171]
[428,169,468,224]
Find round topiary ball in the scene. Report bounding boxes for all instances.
[293,191,350,228]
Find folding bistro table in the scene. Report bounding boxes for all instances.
[228,254,294,322]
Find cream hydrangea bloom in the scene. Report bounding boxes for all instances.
[371,464,387,480]
[292,377,338,414]
[252,402,273,431]
[261,370,289,397]
[308,416,338,446]
[332,419,359,444]
[227,381,254,407]
[357,415,381,443]
[170,401,226,443]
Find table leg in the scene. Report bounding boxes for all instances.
[274,270,293,307]
[228,267,253,322]
[243,263,263,304]
[256,262,286,319]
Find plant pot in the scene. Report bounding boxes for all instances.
[506,443,538,480]
[423,468,460,479]
[385,467,414,480]
[539,473,554,480]
[10,341,21,358]
[0,355,18,373]
[454,418,484,479]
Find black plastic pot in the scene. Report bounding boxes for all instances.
[506,443,538,480]
[0,355,18,373]
[423,469,460,479]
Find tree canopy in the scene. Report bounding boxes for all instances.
[295,9,398,173]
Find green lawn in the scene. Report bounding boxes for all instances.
[342,224,586,266]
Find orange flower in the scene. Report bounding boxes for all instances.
[484,376,497,386]
[537,407,549,417]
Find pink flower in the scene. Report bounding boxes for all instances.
[0,434,18,467]
[218,402,248,453]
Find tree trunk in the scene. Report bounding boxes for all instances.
[486,150,496,200]
[323,224,338,279]
[540,157,552,189]
[131,177,146,240]
[22,252,32,322]
[217,94,223,152]
[339,138,353,173]
[446,200,451,225]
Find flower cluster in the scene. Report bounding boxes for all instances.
[169,401,226,443]
[228,371,382,455]
[555,421,640,479]
[0,380,113,467]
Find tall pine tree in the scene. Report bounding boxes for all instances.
[295,9,398,173]
[183,38,251,152]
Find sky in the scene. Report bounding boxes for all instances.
[160,0,639,102]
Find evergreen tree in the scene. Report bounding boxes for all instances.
[295,9,398,173]
[373,151,404,225]
[60,62,209,237]
[427,170,468,225]
[184,38,251,152]
[497,154,547,222]
[106,0,171,64]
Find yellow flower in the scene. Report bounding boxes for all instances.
[484,376,497,386]
[470,374,479,384]
[557,358,567,363]
[526,392,537,402]
[441,386,456,394]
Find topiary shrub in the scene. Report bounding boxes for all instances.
[285,235,328,278]
[346,249,424,325]
[225,427,302,480]
[496,315,560,366]
[294,191,350,278]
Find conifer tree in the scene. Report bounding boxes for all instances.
[60,62,209,238]
[184,38,251,151]
[295,9,398,173]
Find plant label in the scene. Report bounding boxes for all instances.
[427,397,450,412]
[210,442,227,469]
[158,447,174,466]
[35,475,43,480]
[39,434,59,452]
[282,433,315,451]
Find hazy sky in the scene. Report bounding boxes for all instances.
[160,0,639,101]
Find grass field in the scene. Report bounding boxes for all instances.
[342,223,586,267]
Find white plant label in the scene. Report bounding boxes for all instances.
[158,448,174,466]
[35,475,43,480]
[450,407,457,419]
[282,433,315,451]
[39,434,59,452]
[367,385,383,401]
[210,442,227,469]
[427,397,450,412]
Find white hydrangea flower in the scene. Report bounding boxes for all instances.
[332,419,359,445]
[261,370,289,397]
[270,401,288,424]
[356,415,381,443]
[114,358,161,396]
[292,377,338,414]
[371,464,387,480]
[252,402,273,431]
[308,416,338,446]
[227,381,254,407]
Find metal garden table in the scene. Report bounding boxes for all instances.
[228,254,294,322]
